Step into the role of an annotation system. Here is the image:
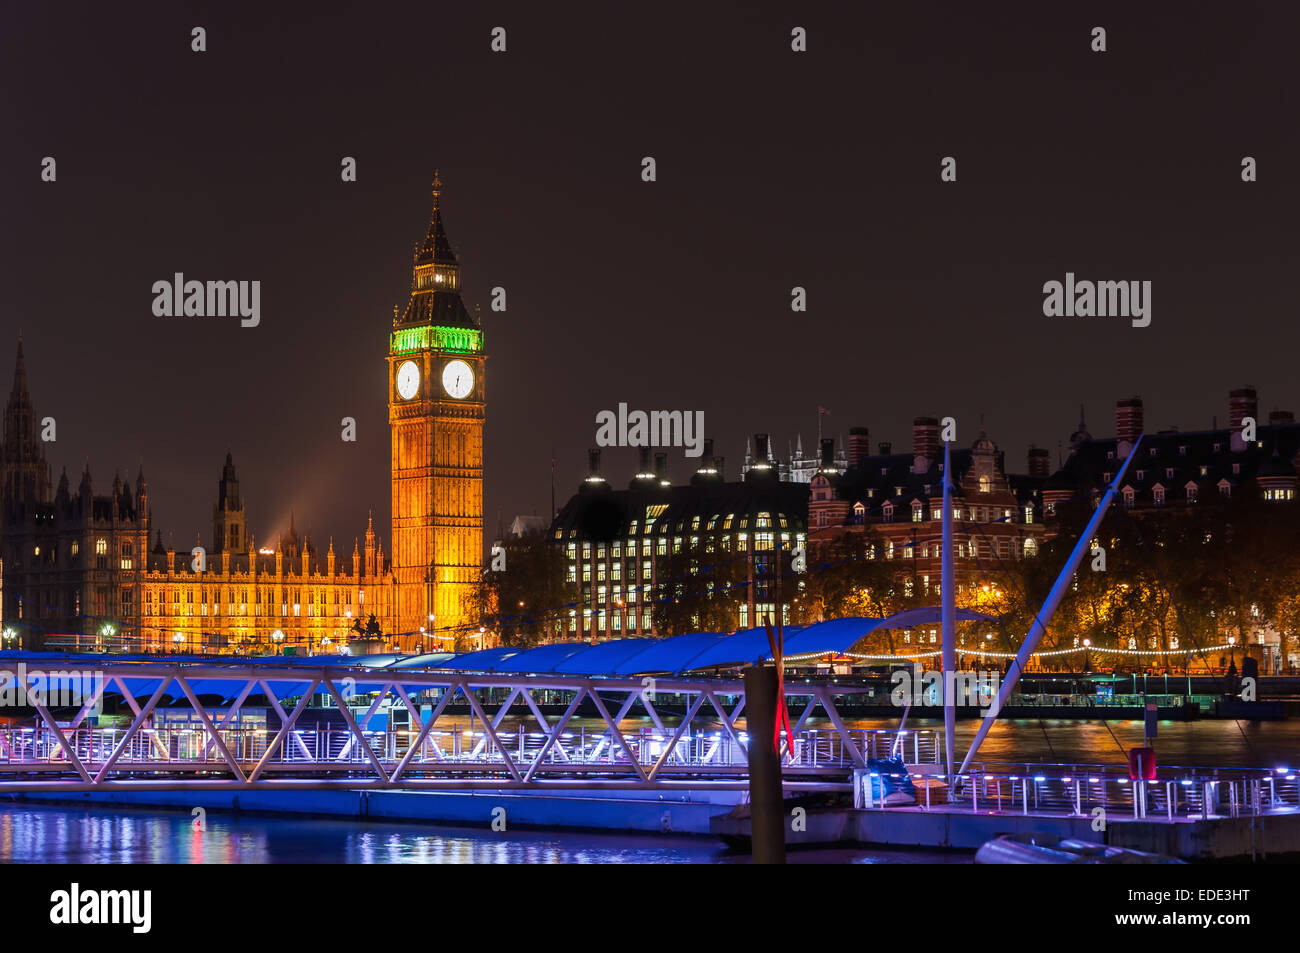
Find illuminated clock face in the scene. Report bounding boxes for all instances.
[442,359,474,399]
[396,360,420,400]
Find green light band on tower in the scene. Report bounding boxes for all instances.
[390,325,482,354]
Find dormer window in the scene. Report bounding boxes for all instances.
[1186,483,1198,504]
[1136,470,1144,480]
[1149,448,1157,457]
[1165,468,1174,479]
[1153,485,1166,507]
[852,502,865,517]
[978,475,991,493]
[1122,486,1135,508]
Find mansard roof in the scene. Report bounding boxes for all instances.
[1045,423,1300,499]
[551,473,810,541]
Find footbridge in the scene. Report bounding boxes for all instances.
[0,647,940,794]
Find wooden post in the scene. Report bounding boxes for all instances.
[744,663,786,863]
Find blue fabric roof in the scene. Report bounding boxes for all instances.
[0,607,999,692]
[607,632,730,676]
[551,638,657,676]
[434,646,521,672]
[681,626,799,672]
[489,643,593,674]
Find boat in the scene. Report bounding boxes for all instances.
[975,833,1185,864]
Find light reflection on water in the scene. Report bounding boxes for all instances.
[0,803,962,864]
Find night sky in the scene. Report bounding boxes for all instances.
[4,1,1299,555]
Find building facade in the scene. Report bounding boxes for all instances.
[807,417,1048,598]
[550,438,809,639]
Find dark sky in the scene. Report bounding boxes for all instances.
[3,1,1299,554]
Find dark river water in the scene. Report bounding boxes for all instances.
[0,803,958,864]
[0,719,1292,863]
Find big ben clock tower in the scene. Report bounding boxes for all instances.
[388,173,485,645]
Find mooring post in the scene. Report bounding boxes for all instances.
[744,663,785,864]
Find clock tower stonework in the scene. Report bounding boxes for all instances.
[388,174,485,646]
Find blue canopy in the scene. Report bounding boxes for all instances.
[433,646,521,672]
[551,638,657,676]
[679,626,802,672]
[608,633,730,676]
[489,643,593,674]
[0,607,1000,689]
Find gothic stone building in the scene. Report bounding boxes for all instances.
[1,178,486,653]
[0,348,396,651]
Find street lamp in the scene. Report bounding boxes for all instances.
[1082,638,1092,674]
[2,627,16,650]
[173,631,184,654]
[272,629,285,655]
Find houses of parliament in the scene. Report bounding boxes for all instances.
[0,179,487,654]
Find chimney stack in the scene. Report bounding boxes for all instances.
[630,447,656,487]
[1115,397,1143,454]
[820,437,836,470]
[744,433,775,482]
[912,416,940,472]
[1027,446,1051,477]
[1269,410,1295,426]
[585,448,604,483]
[693,439,722,481]
[654,452,670,486]
[1230,386,1258,451]
[848,427,870,468]
[1230,386,1258,430]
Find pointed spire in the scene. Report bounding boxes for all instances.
[10,334,28,399]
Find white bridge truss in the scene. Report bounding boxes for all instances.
[0,661,938,792]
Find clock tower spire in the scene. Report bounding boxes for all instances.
[388,174,486,648]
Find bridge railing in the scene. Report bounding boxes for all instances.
[0,724,940,777]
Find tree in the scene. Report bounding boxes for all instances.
[467,532,569,647]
